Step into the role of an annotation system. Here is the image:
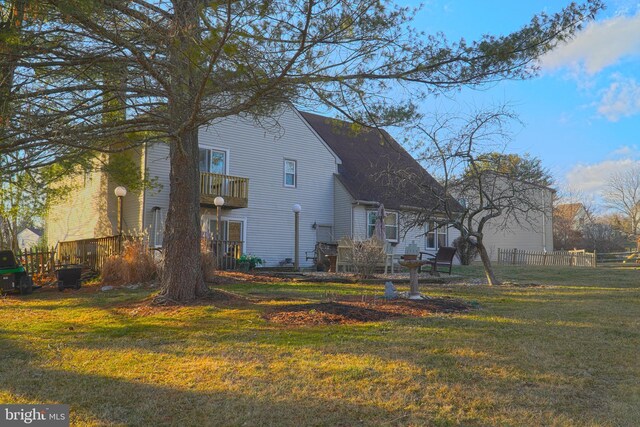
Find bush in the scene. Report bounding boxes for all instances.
[347,238,385,278]
[452,236,478,265]
[102,236,158,285]
[237,254,263,270]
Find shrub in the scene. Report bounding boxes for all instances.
[237,254,263,270]
[452,236,478,265]
[347,238,385,278]
[101,236,158,285]
[201,251,218,281]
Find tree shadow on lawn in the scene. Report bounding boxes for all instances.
[0,336,410,426]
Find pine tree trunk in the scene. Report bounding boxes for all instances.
[158,128,208,301]
[477,240,500,286]
[157,0,208,302]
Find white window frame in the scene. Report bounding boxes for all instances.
[366,210,399,243]
[284,159,297,188]
[205,216,247,243]
[199,147,229,175]
[425,220,447,250]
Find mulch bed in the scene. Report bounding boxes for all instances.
[263,297,471,325]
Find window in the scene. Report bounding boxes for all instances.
[209,219,243,241]
[199,148,226,174]
[367,210,399,242]
[425,221,447,249]
[284,159,296,187]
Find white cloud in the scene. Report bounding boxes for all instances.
[597,75,640,121]
[565,159,640,196]
[542,13,640,75]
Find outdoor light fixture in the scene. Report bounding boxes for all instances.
[214,196,225,243]
[114,186,127,250]
[292,204,302,270]
[114,186,127,198]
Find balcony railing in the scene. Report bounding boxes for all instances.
[200,172,249,209]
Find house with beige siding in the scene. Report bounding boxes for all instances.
[46,105,549,267]
[477,186,554,260]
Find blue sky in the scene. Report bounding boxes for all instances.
[402,0,640,202]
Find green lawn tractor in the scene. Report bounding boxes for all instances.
[0,250,34,295]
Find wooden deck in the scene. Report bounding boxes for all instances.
[200,172,249,209]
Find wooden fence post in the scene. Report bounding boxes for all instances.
[511,248,517,265]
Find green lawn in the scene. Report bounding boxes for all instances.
[1,265,639,426]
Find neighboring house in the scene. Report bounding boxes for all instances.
[46,105,550,267]
[17,227,42,250]
[477,183,555,260]
[555,203,590,229]
[553,202,590,250]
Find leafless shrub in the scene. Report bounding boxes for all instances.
[102,236,158,285]
[348,238,385,279]
[452,236,478,265]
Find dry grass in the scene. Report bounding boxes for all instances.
[101,237,158,286]
[1,264,639,426]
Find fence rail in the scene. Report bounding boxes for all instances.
[206,239,243,270]
[497,248,596,268]
[16,247,57,275]
[57,235,125,272]
[9,235,244,276]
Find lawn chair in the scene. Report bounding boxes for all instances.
[419,247,457,276]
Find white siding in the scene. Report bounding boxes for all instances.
[333,179,353,240]
[142,142,170,247]
[348,206,461,264]
[143,107,339,267]
[352,205,368,240]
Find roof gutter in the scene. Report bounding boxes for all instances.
[352,199,380,207]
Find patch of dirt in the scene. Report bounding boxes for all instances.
[263,297,471,325]
[207,271,300,285]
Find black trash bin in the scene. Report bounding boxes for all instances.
[56,265,82,291]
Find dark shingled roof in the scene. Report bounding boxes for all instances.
[300,111,460,212]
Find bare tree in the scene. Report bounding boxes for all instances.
[603,165,640,237]
[1,1,602,301]
[402,107,553,285]
[552,187,594,250]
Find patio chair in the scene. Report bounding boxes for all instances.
[419,246,457,276]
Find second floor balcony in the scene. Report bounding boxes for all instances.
[200,172,249,209]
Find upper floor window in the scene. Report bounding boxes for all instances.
[425,221,447,249]
[284,159,297,188]
[367,210,399,242]
[199,148,226,174]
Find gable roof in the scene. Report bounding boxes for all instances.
[18,227,43,237]
[299,111,460,212]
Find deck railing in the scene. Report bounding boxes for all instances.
[200,172,249,208]
[206,239,243,270]
[57,235,126,271]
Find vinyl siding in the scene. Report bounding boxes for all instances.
[480,188,554,260]
[333,179,353,240]
[349,206,460,263]
[143,106,339,266]
[46,167,114,244]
